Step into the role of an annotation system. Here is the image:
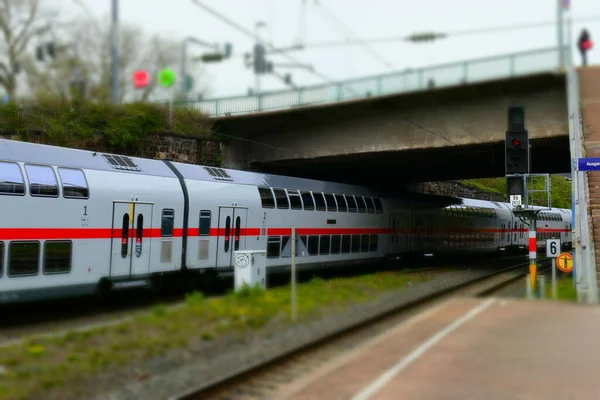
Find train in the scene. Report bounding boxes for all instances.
[0,138,572,304]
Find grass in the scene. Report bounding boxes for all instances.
[0,100,214,152]
[459,175,573,209]
[544,276,578,302]
[0,270,428,399]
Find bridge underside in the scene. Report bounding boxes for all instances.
[249,135,570,186]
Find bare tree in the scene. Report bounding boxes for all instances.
[26,12,193,103]
[0,0,58,101]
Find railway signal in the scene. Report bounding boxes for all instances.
[505,106,530,176]
[505,106,530,214]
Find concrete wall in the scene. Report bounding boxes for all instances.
[250,82,566,164]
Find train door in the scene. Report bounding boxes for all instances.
[216,206,248,269]
[110,201,154,279]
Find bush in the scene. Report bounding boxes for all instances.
[0,100,212,151]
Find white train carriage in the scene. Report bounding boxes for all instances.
[171,161,390,276]
[0,138,573,305]
[0,139,187,303]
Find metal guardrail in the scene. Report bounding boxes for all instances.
[168,46,562,117]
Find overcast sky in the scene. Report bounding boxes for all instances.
[67,0,600,99]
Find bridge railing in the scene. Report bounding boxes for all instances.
[172,46,561,117]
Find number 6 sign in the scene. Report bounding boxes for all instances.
[546,239,561,258]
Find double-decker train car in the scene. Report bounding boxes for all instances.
[0,139,571,304]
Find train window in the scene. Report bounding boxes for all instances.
[121,213,129,258]
[0,242,3,276]
[287,190,303,210]
[324,194,337,212]
[199,210,211,236]
[313,192,326,211]
[334,195,347,212]
[136,214,144,257]
[341,235,351,253]
[43,241,72,274]
[307,236,319,255]
[370,235,378,252]
[58,168,89,199]
[267,236,281,258]
[299,235,308,250]
[331,235,341,254]
[258,187,275,208]
[25,164,58,197]
[360,235,369,252]
[301,191,314,210]
[273,188,289,209]
[355,196,367,213]
[8,241,39,276]
[0,161,25,195]
[365,197,376,214]
[373,198,383,214]
[224,216,231,253]
[351,235,361,253]
[161,209,174,237]
[235,216,241,251]
[319,235,330,255]
[346,195,358,213]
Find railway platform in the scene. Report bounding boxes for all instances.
[274,297,600,399]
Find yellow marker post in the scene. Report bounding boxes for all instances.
[530,261,537,292]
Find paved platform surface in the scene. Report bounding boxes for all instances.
[275,298,600,400]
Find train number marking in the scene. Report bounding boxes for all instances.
[83,205,88,216]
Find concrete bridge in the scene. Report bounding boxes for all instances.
[180,47,570,186]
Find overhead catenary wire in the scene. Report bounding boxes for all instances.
[313,0,394,70]
[190,0,341,86]
[297,15,600,50]
[222,15,600,59]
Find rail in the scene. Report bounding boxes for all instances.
[169,46,563,117]
[169,257,552,400]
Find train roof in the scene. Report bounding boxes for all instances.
[0,138,177,178]
[0,139,377,196]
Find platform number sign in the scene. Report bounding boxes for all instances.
[546,239,561,258]
[510,195,522,206]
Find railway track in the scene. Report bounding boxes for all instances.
[169,257,553,400]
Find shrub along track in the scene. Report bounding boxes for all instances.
[171,257,552,400]
[0,253,522,345]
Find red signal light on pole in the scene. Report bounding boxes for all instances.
[512,138,521,147]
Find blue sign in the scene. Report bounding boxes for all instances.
[578,158,600,171]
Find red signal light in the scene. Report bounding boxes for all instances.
[512,138,521,146]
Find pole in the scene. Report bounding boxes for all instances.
[557,0,565,69]
[526,274,533,299]
[110,0,119,104]
[291,226,297,321]
[552,257,557,299]
[529,221,537,292]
